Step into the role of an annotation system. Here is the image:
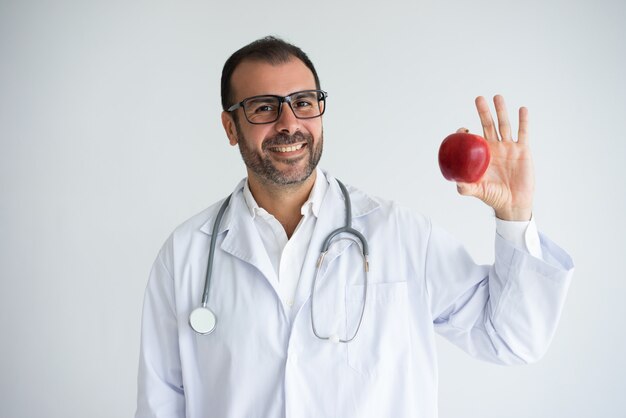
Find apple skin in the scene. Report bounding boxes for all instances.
[438,132,491,183]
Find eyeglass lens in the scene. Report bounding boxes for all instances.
[243,91,325,124]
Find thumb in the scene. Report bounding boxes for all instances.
[456,182,478,196]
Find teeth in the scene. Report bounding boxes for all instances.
[274,144,304,153]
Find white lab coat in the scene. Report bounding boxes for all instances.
[136,173,574,418]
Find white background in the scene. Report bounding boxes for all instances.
[1,0,625,417]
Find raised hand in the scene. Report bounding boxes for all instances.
[456,95,534,221]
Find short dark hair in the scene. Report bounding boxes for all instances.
[220,36,321,111]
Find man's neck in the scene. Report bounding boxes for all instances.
[247,170,317,238]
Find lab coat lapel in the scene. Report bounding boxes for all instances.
[201,183,280,297]
[290,177,372,321]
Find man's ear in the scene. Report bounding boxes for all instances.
[221,111,239,146]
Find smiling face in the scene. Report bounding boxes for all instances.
[221,58,324,188]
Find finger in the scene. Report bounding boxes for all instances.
[493,95,512,141]
[456,182,478,196]
[475,96,499,141]
[456,127,470,133]
[517,106,529,144]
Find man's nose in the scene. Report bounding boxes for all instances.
[273,102,300,134]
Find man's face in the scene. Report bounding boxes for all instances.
[222,58,324,186]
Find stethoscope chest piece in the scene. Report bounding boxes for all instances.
[189,306,217,335]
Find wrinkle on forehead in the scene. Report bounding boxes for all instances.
[230,58,317,103]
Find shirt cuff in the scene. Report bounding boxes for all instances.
[495,214,543,259]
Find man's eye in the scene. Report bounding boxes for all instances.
[253,104,275,113]
[294,100,313,108]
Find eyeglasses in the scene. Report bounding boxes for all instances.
[227,89,328,125]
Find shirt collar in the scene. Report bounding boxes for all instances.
[242,167,328,220]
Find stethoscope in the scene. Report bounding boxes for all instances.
[188,180,370,343]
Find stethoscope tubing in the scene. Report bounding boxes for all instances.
[191,179,369,343]
[200,194,231,308]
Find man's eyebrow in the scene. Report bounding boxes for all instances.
[291,91,317,99]
[245,96,276,104]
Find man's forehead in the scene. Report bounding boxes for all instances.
[230,58,317,100]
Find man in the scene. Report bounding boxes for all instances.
[136,36,574,418]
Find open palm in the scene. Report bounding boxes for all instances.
[456,95,534,221]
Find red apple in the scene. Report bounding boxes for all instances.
[438,132,490,183]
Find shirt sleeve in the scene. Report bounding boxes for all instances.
[495,214,543,259]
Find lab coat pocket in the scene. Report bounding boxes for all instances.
[346,281,411,377]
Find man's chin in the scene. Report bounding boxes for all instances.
[258,162,317,186]
[272,168,315,186]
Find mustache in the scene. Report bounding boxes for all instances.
[262,131,312,150]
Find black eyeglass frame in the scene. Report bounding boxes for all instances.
[227,89,328,125]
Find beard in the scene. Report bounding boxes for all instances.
[234,121,323,186]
